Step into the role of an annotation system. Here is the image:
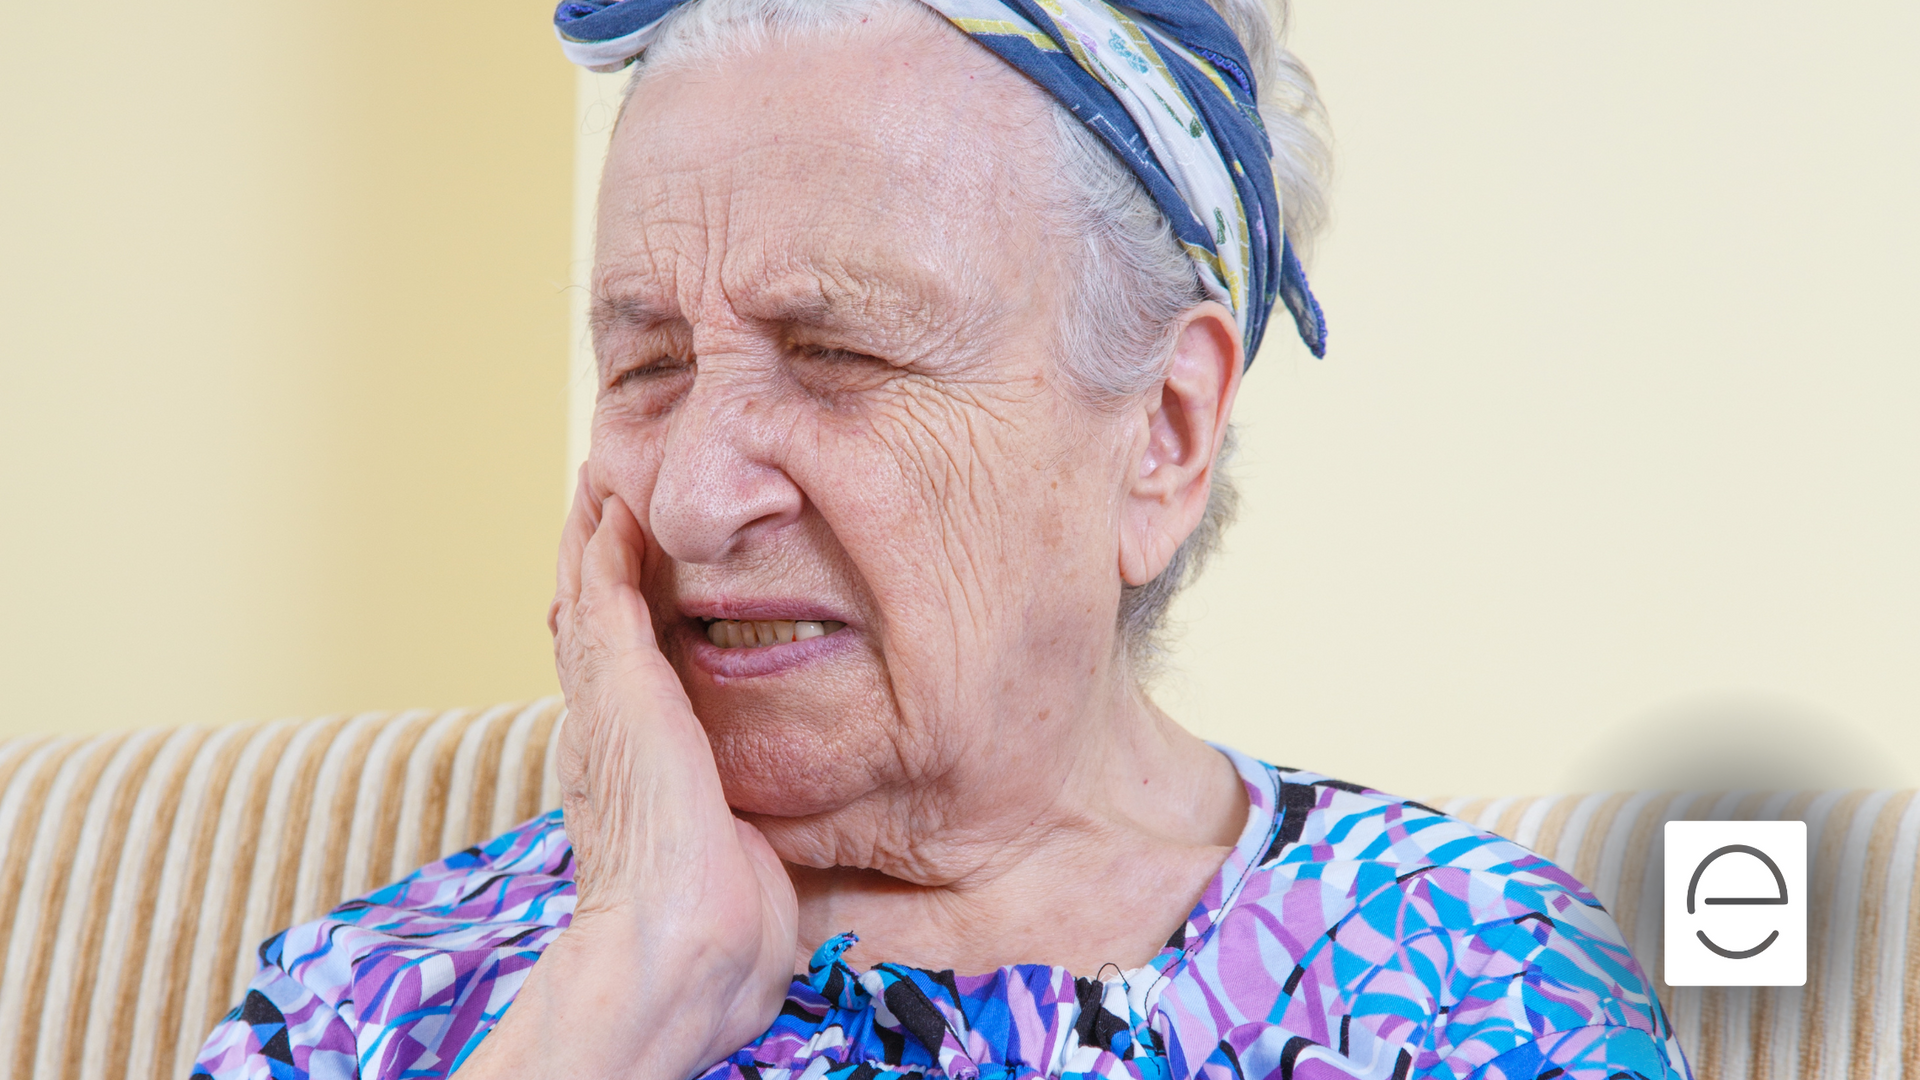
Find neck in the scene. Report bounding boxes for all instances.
[760,682,1249,977]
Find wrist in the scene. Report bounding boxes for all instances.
[474,909,771,1080]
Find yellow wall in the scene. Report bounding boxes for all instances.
[1154,2,1920,796]
[6,1,1916,799]
[0,0,573,734]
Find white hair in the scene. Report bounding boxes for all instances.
[625,0,1331,674]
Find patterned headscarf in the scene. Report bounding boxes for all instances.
[553,0,1328,364]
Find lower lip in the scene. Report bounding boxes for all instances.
[680,622,858,679]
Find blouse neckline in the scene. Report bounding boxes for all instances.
[778,745,1288,1078]
[809,743,1282,989]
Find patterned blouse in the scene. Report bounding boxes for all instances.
[192,746,1690,1080]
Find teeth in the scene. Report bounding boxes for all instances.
[704,619,843,649]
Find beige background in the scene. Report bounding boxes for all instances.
[1155,2,1920,796]
[4,3,1915,797]
[0,0,574,732]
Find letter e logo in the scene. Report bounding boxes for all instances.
[1664,820,1806,987]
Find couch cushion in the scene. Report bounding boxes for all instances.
[0,701,565,1080]
[0,705,1911,1080]
[1434,792,1920,1080]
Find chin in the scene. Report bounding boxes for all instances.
[703,717,869,818]
[655,611,923,824]
[676,670,900,824]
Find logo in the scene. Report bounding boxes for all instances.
[1664,820,1806,986]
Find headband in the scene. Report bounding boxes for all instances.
[553,0,1328,365]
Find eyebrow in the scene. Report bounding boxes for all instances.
[589,258,976,341]
[589,292,675,337]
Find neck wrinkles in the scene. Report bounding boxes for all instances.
[768,694,1258,974]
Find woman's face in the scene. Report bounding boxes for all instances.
[588,21,1141,852]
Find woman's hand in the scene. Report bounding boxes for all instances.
[456,471,798,1080]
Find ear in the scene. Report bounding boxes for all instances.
[1118,303,1243,588]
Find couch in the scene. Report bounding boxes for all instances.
[0,700,1909,1079]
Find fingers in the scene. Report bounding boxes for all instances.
[551,463,605,636]
[584,492,646,588]
[577,493,659,653]
[555,487,663,703]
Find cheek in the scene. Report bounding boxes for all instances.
[587,409,669,518]
[800,390,1117,637]
[795,412,945,607]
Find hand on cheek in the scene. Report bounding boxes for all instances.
[461,468,798,1080]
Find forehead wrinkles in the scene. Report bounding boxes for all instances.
[729,241,1014,353]
[601,153,1026,354]
[586,156,692,328]
[598,153,746,326]
[598,26,1070,340]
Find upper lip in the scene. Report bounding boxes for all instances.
[677,599,853,626]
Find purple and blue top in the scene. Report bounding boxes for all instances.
[192,746,1689,1079]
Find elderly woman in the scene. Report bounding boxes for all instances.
[193,2,1684,1078]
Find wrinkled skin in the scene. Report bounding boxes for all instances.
[459,9,1247,1079]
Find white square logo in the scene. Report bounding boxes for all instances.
[1664,820,1806,986]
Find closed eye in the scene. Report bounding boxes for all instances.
[794,344,884,366]
[610,354,693,387]
[787,341,902,398]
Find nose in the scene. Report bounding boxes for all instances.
[646,366,805,565]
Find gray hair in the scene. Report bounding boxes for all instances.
[626,0,1330,675]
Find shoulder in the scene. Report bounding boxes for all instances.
[194,810,577,1080]
[276,808,575,978]
[1155,764,1688,1080]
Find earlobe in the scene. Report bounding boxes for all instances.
[1116,304,1242,587]
[1117,517,1156,587]
[1118,515,1183,587]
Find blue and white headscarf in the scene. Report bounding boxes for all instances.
[553,0,1327,364]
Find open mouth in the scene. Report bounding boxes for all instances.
[701,618,846,649]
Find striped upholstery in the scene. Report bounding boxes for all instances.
[1432,792,1920,1080]
[0,701,566,1080]
[0,705,1909,1080]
